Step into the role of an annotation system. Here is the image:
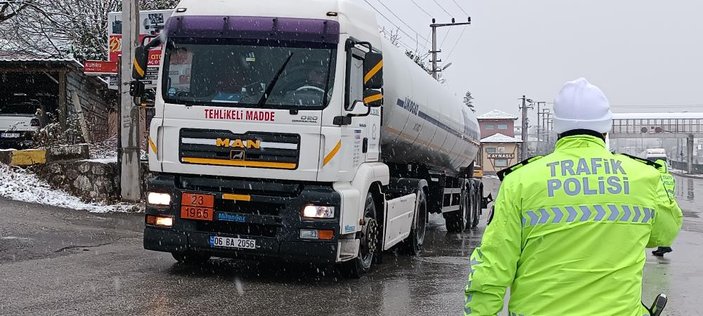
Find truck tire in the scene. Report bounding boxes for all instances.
[172,251,211,265]
[342,192,379,278]
[405,187,427,255]
[444,182,468,233]
[470,185,482,228]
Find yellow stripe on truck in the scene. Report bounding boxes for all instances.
[148,137,158,155]
[133,58,145,77]
[364,60,383,84]
[222,194,252,202]
[364,93,383,104]
[323,141,342,166]
[181,157,297,169]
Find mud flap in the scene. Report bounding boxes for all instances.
[481,193,493,209]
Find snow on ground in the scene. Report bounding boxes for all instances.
[82,157,118,164]
[0,164,142,213]
[89,136,118,160]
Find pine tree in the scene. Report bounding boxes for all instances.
[463,90,475,112]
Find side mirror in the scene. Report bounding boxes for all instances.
[132,46,148,80]
[363,52,383,89]
[363,89,383,108]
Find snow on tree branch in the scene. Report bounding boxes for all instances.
[0,0,178,60]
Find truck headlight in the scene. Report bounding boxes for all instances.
[302,205,335,219]
[147,192,171,206]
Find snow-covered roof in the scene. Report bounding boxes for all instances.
[478,109,518,120]
[0,50,82,67]
[481,133,523,143]
[612,112,703,120]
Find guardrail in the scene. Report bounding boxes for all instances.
[670,160,703,174]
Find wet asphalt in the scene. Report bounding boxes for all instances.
[0,177,701,315]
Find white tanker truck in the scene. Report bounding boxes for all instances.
[136,0,485,277]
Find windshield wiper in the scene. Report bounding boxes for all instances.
[256,53,294,107]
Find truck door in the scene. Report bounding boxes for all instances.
[344,45,382,167]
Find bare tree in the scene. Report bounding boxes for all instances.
[0,0,39,24]
[0,0,178,60]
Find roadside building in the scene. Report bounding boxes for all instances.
[477,110,522,174]
[0,51,116,145]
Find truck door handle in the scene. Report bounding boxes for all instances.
[362,138,368,153]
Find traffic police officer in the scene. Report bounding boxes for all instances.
[464,78,683,315]
[652,159,675,257]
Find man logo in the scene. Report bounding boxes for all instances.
[230,150,246,160]
[216,138,261,149]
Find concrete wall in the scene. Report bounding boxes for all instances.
[38,159,149,203]
[66,71,116,142]
[671,160,703,174]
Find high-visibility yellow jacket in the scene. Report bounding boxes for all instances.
[464,135,683,316]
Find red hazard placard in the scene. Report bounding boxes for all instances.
[84,60,118,75]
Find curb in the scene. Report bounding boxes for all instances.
[0,149,47,166]
[0,144,89,167]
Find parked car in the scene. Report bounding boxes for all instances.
[0,95,44,149]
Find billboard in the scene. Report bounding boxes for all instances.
[105,9,174,89]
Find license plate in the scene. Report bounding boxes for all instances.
[180,206,214,221]
[1,132,21,138]
[210,236,256,249]
[182,192,214,208]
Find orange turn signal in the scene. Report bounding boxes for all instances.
[318,229,335,240]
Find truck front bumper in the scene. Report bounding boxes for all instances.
[143,174,342,263]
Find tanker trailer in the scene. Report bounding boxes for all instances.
[136,0,484,277]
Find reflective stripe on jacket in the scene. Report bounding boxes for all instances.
[464,135,683,316]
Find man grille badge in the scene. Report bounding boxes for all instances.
[230,150,246,160]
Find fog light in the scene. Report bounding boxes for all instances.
[146,215,173,227]
[300,229,318,239]
[299,229,334,240]
[147,192,171,206]
[302,205,335,218]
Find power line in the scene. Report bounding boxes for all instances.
[370,0,429,43]
[440,28,452,49]
[446,26,467,60]
[363,0,428,51]
[449,0,469,16]
[431,0,453,17]
[410,0,433,18]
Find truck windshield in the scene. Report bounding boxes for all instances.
[162,38,337,109]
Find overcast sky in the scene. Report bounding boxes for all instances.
[372,0,703,118]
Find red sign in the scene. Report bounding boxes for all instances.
[108,34,162,65]
[84,60,118,74]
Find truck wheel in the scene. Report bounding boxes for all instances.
[172,252,211,265]
[342,192,378,278]
[470,187,481,228]
[444,185,467,233]
[405,188,427,255]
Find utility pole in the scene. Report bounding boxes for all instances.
[537,101,547,154]
[519,95,533,160]
[120,0,141,202]
[430,17,471,80]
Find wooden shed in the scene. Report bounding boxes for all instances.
[0,52,117,143]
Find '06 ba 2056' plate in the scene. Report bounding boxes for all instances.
[209,236,256,250]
